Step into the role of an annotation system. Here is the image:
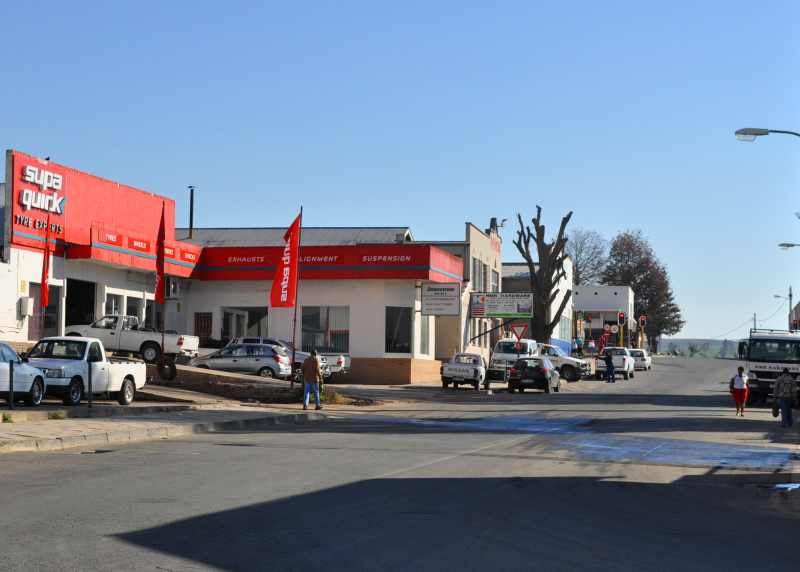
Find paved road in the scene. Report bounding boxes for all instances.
[2,357,799,571]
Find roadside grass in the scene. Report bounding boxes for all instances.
[48,411,67,420]
[2,413,13,423]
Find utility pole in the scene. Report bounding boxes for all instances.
[789,285,793,329]
[753,312,757,330]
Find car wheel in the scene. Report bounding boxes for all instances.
[141,342,161,364]
[483,382,490,390]
[544,381,551,394]
[452,381,458,390]
[117,378,135,405]
[258,367,274,379]
[473,381,480,391]
[64,378,83,406]
[25,377,45,407]
[441,380,449,389]
[561,365,577,382]
[630,370,635,379]
[623,371,630,380]
[518,386,525,393]
[554,382,560,393]
[596,372,602,380]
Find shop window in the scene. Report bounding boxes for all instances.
[145,300,156,329]
[385,307,412,353]
[491,270,499,293]
[222,310,246,341]
[105,294,123,316]
[28,284,60,340]
[302,306,350,353]
[420,314,430,355]
[472,258,483,291]
[126,297,144,322]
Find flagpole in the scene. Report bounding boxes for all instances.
[290,206,303,389]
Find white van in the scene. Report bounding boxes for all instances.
[485,338,538,388]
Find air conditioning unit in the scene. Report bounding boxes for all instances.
[18,297,34,318]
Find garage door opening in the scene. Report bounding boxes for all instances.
[66,279,96,327]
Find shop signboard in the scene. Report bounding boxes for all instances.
[470,292,534,318]
[421,283,460,316]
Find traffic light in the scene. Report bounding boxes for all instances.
[639,315,647,327]
[617,312,626,325]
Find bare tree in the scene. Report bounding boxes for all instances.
[513,206,573,343]
[566,229,607,285]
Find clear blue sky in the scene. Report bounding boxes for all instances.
[2,1,798,339]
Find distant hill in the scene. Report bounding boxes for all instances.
[660,339,737,358]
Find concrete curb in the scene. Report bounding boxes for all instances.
[0,411,327,455]
[0,404,195,423]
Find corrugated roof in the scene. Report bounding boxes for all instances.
[176,227,413,247]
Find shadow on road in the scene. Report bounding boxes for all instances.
[117,472,799,571]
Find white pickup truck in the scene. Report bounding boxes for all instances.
[441,353,486,390]
[27,337,147,405]
[538,344,590,382]
[67,315,200,363]
[595,347,635,380]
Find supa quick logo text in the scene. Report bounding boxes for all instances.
[19,165,66,214]
[22,165,63,191]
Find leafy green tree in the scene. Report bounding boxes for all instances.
[602,231,684,352]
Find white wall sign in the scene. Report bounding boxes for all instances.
[470,292,533,318]
[422,283,460,316]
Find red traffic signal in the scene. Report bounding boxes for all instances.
[617,312,626,325]
[639,315,647,327]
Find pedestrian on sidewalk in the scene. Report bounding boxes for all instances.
[773,368,795,428]
[604,351,615,383]
[729,366,749,417]
[301,349,323,411]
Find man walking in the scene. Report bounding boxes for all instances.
[301,349,323,411]
[773,368,795,428]
[604,350,615,383]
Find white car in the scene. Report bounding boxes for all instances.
[538,343,590,381]
[66,315,200,363]
[27,337,147,405]
[441,353,487,390]
[630,349,652,371]
[486,338,539,387]
[595,347,636,380]
[0,342,47,406]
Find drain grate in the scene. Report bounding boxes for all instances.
[79,449,114,455]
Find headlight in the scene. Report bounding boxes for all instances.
[44,368,64,378]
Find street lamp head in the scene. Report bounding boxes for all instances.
[735,127,770,142]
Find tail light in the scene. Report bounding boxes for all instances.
[541,368,550,376]
[509,367,518,377]
[337,356,344,367]
[177,336,184,347]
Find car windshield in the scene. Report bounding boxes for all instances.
[630,350,644,357]
[454,354,480,365]
[515,358,543,369]
[606,349,627,356]
[29,340,87,360]
[748,339,800,363]
[495,341,529,354]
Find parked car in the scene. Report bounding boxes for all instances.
[630,349,652,371]
[225,337,332,379]
[486,338,539,387]
[537,343,590,381]
[27,337,146,405]
[507,357,561,393]
[66,315,200,363]
[595,347,635,380]
[441,352,486,390]
[0,342,47,406]
[190,343,293,379]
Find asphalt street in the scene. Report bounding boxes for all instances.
[2,357,798,571]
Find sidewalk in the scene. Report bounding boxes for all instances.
[0,405,326,454]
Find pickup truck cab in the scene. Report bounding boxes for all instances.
[486,338,538,387]
[67,315,200,363]
[0,342,47,406]
[629,349,652,371]
[595,347,635,380]
[441,353,486,390]
[27,337,147,405]
[538,343,589,381]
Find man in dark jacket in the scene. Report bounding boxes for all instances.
[604,351,615,383]
[301,350,323,411]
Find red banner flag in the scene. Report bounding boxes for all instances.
[40,214,52,309]
[154,202,166,304]
[270,212,302,308]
